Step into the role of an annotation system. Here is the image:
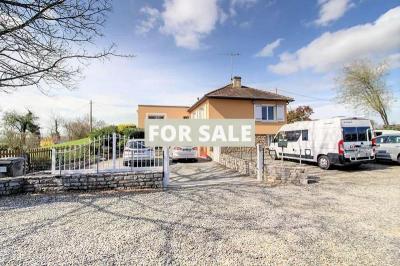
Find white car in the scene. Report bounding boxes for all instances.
[374,134,400,164]
[170,146,198,162]
[123,140,154,166]
[374,129,400,137]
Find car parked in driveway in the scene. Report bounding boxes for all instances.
[374,134,400,164]
[170,146,198,162]
[123,140,154,166]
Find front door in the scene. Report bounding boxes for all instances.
[199,147,208,158]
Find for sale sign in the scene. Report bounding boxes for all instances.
[145,119,255,147]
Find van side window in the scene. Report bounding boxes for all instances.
[286,131,301,142]
[301,130,308,141]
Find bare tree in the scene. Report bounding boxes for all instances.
[0,0,129,93]
[49,113,63,142]
[335,60,394,126]
[63,115,104,140]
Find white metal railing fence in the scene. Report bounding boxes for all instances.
[51,134,164,175]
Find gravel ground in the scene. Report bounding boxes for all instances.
[0,161,399,265]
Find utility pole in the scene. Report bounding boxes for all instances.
[89,100,93,132]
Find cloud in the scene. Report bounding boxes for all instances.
[255,38,283,57]
[269,6,400,74]
[238,21,252,29]
[136,0,259,49]
[315,0,354,26]
[135,6,161,34]
[0,58,199,134]
[160,0,221,49]
[229,0,258,16]
[387,53,400,69]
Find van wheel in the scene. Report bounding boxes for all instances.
[270,151,278,160]
[318,155,331,170]
[397,154,400,165]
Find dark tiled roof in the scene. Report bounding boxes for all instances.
[188,84,294,112]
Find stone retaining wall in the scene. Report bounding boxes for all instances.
[217,153,317,185]
[219,154,257,176]
[0,171,163,196]
[264,165,309,185]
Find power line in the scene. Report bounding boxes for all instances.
[276,88,333,102]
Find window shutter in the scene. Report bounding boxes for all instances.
[254,105,262,120]
[276,105,284,121]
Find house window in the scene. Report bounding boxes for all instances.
[192,107,205,119]
[147,113,165,119]
[255,104,285,122]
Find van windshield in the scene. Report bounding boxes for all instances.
[343,127,371,142]
[273,132,285,143]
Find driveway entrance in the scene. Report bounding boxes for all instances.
[169,159,258,188]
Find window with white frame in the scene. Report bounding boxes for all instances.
[147,113,165,119]
[191,107,205,119]
[254,104,285,122]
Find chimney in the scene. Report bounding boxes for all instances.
[232,76,241,88]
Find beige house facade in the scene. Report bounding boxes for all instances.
[137,77,294,157]
[137,105,189,129]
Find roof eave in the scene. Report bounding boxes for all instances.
[208,95,294,102]
[188,96,207,113]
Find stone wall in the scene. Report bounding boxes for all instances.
[218,153,257,177]
[0,171,163,196]
[217,153,318,185]
[264,165,310,185]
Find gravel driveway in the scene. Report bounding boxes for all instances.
[0,161,399,265]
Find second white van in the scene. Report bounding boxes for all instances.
[268,117,375,169]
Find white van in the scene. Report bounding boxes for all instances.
[268,117,375,169]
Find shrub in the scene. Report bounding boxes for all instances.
[382,124,400,131]
[116,124,136,134]
[40,137,55,147]
[89,125,117,139]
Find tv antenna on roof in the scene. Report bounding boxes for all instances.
[224,52,240,80]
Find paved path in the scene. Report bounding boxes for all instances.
[0,161,399,265]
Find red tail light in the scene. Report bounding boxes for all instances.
[372,138,376,146]
[338,140,345,155]
[192,147,198,150]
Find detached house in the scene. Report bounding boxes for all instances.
[137,76,294,156]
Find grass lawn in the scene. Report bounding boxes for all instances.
[53,137,90,147]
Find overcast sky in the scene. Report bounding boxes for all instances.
[1,0,399,134]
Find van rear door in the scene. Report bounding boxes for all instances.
[342,126,372,160]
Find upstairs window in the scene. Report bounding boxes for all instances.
[255,104,285,122]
